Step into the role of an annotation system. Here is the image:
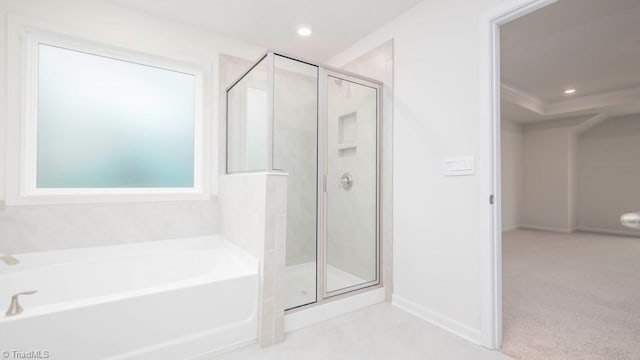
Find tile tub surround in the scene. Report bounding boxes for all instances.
[0,0,265,254]
[219,173,288,347]
[0,201,219,254]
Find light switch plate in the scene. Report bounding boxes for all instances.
[443,156,475,176]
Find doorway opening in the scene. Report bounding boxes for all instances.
[493,0,640,358]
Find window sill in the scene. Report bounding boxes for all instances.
[5,189,211,206]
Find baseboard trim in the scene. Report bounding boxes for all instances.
[518,224,574,233]
[392,294,482,345]
[578,227,640,238]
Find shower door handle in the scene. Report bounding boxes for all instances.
[620,212,640,230]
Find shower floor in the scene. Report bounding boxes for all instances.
[286,262,367,309]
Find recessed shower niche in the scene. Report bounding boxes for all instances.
[226,52,382,310]
[337,112,358,157]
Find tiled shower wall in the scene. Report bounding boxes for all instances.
[272,65,318,267]
[219,53,317,269]
[338,41,394,300]
[218,173,287,347]
[326,82,378,282]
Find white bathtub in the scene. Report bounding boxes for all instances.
[0,236,259,360]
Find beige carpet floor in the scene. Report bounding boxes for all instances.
[502,230,640,360]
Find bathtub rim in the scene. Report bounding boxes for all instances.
[0,235,259,322]
[1,235,257,273]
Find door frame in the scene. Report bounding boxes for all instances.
[479,0,558,349]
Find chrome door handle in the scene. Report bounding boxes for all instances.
[5,290,37,317]
[620,212,640,230]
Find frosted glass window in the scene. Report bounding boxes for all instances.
[36,44,196,188]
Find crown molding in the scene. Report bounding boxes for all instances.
[573,113,609,134]
[546,86,640,115]
[501,83,640,119]
[500,84,546,114]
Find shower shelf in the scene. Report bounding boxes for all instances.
[338,145,357,157]
[337,144,357,150]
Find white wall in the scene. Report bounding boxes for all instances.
[500,119,523,231]
[501,113,640,237]
[325,0,640,343]
[500,116,588,233]
[520,118,577,231]
[328,0,516,342]
[577,114,640,236]
[0,0,265,253]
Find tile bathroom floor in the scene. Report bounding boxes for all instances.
[213,303,511,360]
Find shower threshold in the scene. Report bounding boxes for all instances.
[285,262,366,309]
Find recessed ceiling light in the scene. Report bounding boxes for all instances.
[564,88,576,94]
[297,27,312,37]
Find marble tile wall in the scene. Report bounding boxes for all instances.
[219,173,287,347]
[326,80,378,283]
[272,58,318,268]
[0,201,219,254]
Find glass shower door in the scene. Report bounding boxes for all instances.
[324,73,379,295]
[227,51,382,311]
[273,55,319,310]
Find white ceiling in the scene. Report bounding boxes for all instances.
[108,0,421,62]
[501,0,640,123]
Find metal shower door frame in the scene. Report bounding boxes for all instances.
[317,67,383,301]
[225,50,383,310]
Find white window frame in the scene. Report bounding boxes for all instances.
[6,28,210,205]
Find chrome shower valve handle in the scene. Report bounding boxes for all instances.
[340,173,354,190]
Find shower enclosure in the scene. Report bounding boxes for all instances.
[226,51,382,310]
